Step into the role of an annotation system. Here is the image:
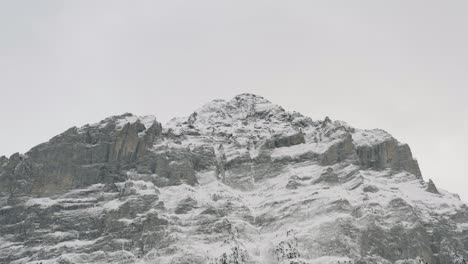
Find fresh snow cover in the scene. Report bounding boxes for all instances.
[102,198,126,211]
[80,113,157,132]
[1,94,467,264]
[51,239,98,249]
[271,141,331,159]
[352,129,394,147]
[25,197,58,208]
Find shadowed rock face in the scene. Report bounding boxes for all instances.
[0,94,466,264]
[0,114,205,198]
[264,132,306,149]
[320,134,356,166]
[1,114,163,197]
[426,179,440,194]
[355,139,422,177]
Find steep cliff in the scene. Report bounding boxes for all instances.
[0,94,466,264]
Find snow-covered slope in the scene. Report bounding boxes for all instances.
[0,94,466,264]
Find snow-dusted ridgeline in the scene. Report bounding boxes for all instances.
[0,94,466,264]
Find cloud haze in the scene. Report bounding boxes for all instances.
[0,1,467,201]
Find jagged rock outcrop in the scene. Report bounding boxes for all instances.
[427,179,440,194]
[313,167,339,184]
[353,130,422,177]
[0,114,163,197]
[0,94,466,264]
[264,132,306,149]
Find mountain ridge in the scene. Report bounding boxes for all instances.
[0,94,466,264]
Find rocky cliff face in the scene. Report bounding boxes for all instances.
[0,94,466,264]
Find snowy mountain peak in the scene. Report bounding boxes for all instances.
[190,93,286,124]
[0,95,466,264]
[166,94,312,141]
[229,93,284,115]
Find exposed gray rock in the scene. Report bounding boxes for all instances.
[286,178,302,189]
[314,167,339,184]
[1,114,163,198]
[174,197,197,214]
[264,132,306,149]
[0,94,466,264]
[363,185,380,193]
[426,179,440,194]
[355,139,422,177]
[319,134,356,166]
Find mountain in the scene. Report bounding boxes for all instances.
[0,94,467,264]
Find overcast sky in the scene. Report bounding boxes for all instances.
[0,1,467,201]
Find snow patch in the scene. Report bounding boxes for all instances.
[352,129,393,147]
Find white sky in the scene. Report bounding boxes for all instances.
[0,1,467,201]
